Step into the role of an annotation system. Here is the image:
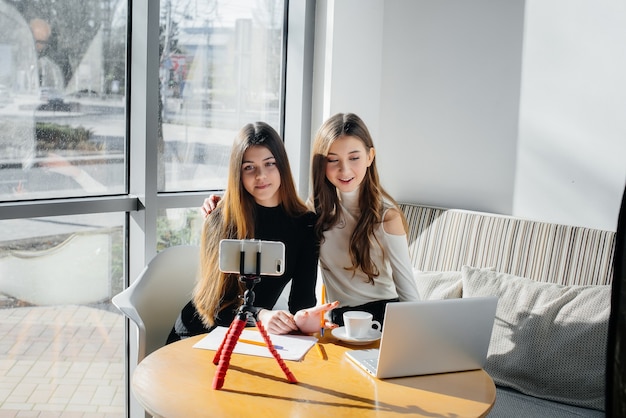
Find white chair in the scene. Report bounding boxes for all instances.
[112,245,200,364]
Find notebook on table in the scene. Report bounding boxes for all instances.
[345,296,498,379]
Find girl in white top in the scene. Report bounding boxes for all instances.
[310,113,420,326]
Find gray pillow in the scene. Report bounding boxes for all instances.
[462,266,610,411]
[413,269,463,300]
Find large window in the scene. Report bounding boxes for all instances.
[0,0,300,416]
[159,0,285,192]
[0,0,127,201]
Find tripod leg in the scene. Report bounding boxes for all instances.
[212,318,239,365]
[256,321,298,384]
[212,317,246,390]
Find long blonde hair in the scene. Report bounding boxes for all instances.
[310,113,407,282]
[193,122,309,327]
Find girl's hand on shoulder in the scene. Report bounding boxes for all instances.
[201,194,221,218]
[294,301,340,334]
[257,309,298,335]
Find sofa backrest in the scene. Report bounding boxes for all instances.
[399,203,615,286]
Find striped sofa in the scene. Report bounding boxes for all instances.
[399,203,615,417]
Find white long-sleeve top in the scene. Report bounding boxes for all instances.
[319,188,420,308]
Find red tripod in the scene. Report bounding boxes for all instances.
[212,272,297,389]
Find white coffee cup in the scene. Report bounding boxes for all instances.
[343,311,381,339]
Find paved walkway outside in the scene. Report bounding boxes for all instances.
[0,304,125,417]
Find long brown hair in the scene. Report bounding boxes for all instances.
[310,113,407,282]
[193,122,309,327]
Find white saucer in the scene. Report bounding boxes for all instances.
[331,326,382,345]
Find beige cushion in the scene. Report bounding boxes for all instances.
[413,269,463,300]
[462,266,610,411]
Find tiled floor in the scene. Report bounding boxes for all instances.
[0,304,125,417]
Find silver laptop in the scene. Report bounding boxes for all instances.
[345,297,498,379]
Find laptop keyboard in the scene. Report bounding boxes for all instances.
[364,357,378,371]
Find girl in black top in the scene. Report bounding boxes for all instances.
[167,122,337,343]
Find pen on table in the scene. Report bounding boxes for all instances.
[315,343,327,360]
[239,339,284,350]
[320,284,326,337]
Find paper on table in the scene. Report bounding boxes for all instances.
[193,326,319,362]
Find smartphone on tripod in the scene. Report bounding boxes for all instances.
[219,239,285,276]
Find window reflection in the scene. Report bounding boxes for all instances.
[157,207,203,251]
[0,213,124,306]
[0,0,127,201]
[0,213,125,415]
[159,0,285,192]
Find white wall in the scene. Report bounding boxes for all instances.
[514,0,626,231]
[309,0,626,232]
[311,0,384,136]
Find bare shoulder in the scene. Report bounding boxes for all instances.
[382,207,405,235]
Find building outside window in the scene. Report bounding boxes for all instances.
[0,0,288,415]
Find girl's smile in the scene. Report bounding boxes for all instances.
[325,136,375,193]
[241,145,281,206]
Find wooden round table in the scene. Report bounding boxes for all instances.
[132,333,496,417]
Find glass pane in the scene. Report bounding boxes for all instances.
[157,207,204,251]
[0,1,127,201]
[0,213,125,414]
[159,0,285,192]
